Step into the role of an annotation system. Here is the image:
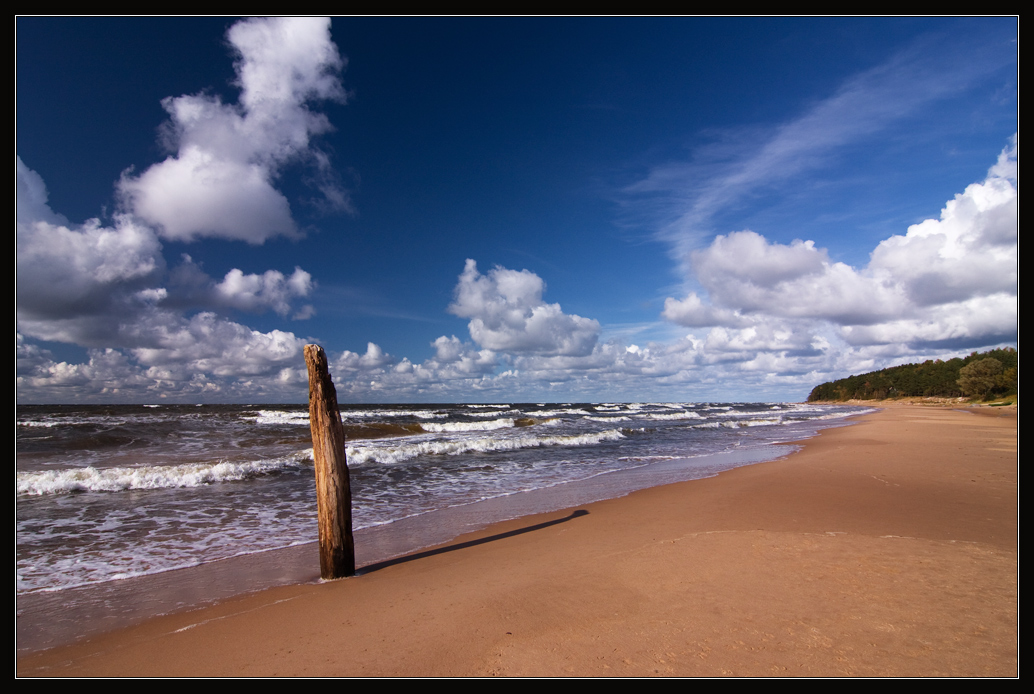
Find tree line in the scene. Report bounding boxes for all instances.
[807,348,1017,402]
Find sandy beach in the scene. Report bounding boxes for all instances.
[17,403,1017,677]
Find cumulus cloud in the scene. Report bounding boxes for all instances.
[662,139,1017,356]
[118,17,347,243]
[18,328,308,402]
[322,139,1015,403]
[661,292,752,328]
[17,336,150,395]
[17,159,318,402]
[213,267,314,318]
[162,255,315,320]
[126,311,305,375]
[325,335,501,400]
[448,259,600,356]
[868,142,1017,309]
[423,336,498,377]
[17,214,163,324]
[16,19,1016,404]
[17,18,348,402]
[684,230,904,326]
[17,157,68,227]
[322,323,845,403]
[17,157,165,344]
[335,342,396,373]
[320,256,847,402]
[17,302,310,402]
[325,217,1013,402]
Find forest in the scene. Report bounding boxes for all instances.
[807,348,1017,402]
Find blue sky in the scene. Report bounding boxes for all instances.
[17,17,1017,403]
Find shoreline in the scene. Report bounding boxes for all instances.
[18,404,1017,676]
[18,409,849,655]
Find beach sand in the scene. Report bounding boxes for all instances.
[17,404,1017,677]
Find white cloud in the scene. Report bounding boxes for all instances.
[326,336,501,400]
[18,136,1017,404]
[16,21,1016,405]
[320,139,1014,403]
[17,338,150,394]
[17,19,346,402]
[118,17,347,244]
[448,259,601,356]
[319,319,843,403]
[17,159,319,402]
[840,295,1017,349]
[17,309,311,402]
[126,311,305,376]
[17,158,165,343]
[868,143,1017,308]
[687,230,904,326]
[120,148,299,243]
[661,139,1017,357]
[163,254,315,320]
[335,342,396,373]
[16,156,68,227]
[424,336,498,377]
[17,214,162,322]
[323,188,1016,401]
[214,267,314,318]
[661,293,752,328]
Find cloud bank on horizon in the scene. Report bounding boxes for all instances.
[17,17,1017,403]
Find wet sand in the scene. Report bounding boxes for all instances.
[17,404,1017,677]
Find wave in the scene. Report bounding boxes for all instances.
[632,411,704,421]
[692,416,785,429]
[245,410,311,426]
[526,408,590,417]
[465,408,521,418]
[342,408,447,420]
[420,418,515,433]
[347,428,625,466]
[17,454,308,496]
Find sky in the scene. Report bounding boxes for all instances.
[17,17,1017,404]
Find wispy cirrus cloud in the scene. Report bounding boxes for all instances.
[628,31,1016,264]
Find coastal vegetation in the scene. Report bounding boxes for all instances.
[807,348,1017,402]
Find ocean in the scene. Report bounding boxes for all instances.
[17,401,871,652]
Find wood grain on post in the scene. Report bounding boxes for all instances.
[304,344,355,579]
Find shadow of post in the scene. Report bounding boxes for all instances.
[356,509,589,575]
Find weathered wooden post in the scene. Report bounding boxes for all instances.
[304,344,355,579]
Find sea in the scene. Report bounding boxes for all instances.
[16,400,872,653]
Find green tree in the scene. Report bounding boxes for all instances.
[957,358,1003,399]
